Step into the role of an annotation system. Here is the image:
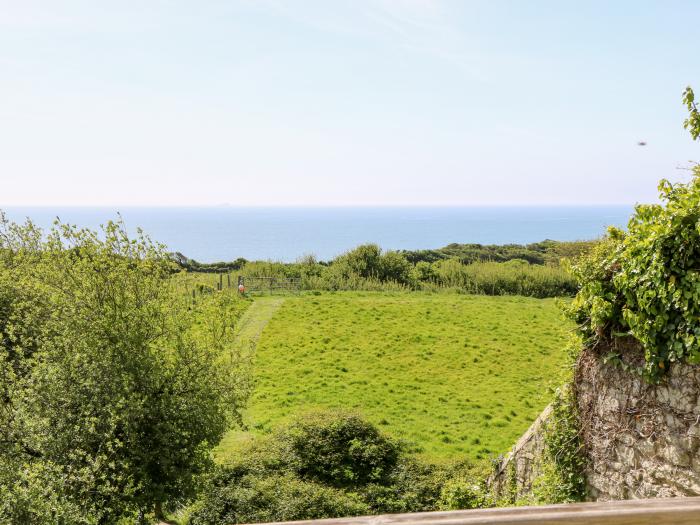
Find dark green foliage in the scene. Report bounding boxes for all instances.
[191,412,481,524]
[566,167,700,381]
[401,240,596,266]
[281,412,401,488]
[189,474,370,525]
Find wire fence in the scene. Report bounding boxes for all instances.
[238,275,301,294]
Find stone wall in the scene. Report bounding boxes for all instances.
[489,404,551,500]
[575,346,700,500]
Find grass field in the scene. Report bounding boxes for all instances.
[219,292,571,464]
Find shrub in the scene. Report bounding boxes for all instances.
[190,412,478,523]
[332,244,384,280]
[439,478,492,510]
[280,411,401,488]
[327,245,414,288]
[359,459,445,513]
[189,473,370,525]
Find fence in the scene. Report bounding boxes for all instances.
[238,275,301,294]
[247,497,700,525]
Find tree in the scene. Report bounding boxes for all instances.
[0,214,246,523]
[683,87,700,140]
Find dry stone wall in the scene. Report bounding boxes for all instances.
[488,404,551,500]
[575,346,700,500]
[490,345,700,503]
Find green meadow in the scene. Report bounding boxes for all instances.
[219,292,571,463]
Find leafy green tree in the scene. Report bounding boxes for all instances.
[332,244,384,279]
[330,245,413,286]
[0,214,246,523]
[683,86,700,140]
[378,251,413,285]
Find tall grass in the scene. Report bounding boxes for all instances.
[433,259,576,298]
[175,257,577,298]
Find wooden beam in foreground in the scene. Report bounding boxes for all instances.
[249,497,700,525]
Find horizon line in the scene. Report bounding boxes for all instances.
[0,202,639,209]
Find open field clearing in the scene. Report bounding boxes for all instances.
[219,292,571,463]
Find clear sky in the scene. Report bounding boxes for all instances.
[1,1,699,207]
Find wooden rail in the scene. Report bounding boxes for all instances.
[249,497,700,525]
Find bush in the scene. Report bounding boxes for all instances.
[189,474,370,525]
[281,411,401,488]
[326,245,414,288]
[359,458,445,513]
[438,478,492,510]
[190,412,479,523]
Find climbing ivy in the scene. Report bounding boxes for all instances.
[532,387,587,503]
[566,89,700,382]
[567,168,700,381]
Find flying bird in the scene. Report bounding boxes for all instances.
[637,141,647,146]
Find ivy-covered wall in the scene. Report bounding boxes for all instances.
[491,92,700,504]
[488,385,586,505]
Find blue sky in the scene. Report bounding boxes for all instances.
[1,1,699,206]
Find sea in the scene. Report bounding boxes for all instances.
[1,206,633,263]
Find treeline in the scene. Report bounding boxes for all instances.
[176,240,595,298]
[172,252,249,273]
[400,239,596,265]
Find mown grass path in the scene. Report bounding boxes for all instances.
[214,296,285,460]
[231,296,286,354]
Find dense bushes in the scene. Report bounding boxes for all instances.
[182,241,589,297]
[190,412,487,524]
[401,240,595,266]
[325,244,413,287]
[431,259,577,298]
[0,215,248,523]
[190,474,370,525]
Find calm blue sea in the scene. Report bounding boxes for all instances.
[2,206,633,263]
